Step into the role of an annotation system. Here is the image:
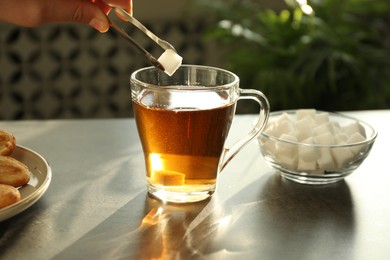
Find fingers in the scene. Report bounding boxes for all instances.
[104,0,132,14]
[0,0,133,33]
[89,0,133,31]
[44,0,111,32]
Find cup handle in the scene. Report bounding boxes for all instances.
[220,89,270,171]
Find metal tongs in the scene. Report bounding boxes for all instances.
[108,7,176,72]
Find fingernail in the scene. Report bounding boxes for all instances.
[89,18,109,33]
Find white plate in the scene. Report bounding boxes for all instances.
[0,145,52,222]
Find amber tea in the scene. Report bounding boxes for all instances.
[133,92,235,195]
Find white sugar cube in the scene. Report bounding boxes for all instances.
[331,147,355,168]
[263,123,274,135]
[157,49,183,76]
[331,121,341,131]
[341,121,366,138]
[273,119,295,138]
[298,158,317,171]
[317,148,337,172]
[262,139,277,157]
[313,122,337,136]
[315,112,330,125]
[275,112,292,124]
[276,134,298,153]
[276,154,297,170]
[298,137,320,161]
[315,132,335,145]
[296,117,314,141]
[347,132,366,155]
[334,133,349,144]
[347,132,365,144]
[296,109,316,120]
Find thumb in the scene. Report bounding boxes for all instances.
[73,1,110,32]
[87,0,112,32]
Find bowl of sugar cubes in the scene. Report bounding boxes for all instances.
[258,109,377,184]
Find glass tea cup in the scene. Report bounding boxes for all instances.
[131,65,269,203]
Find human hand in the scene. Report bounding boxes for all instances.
[0,0,132,32]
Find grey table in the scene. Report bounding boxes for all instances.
[1,111,390,260]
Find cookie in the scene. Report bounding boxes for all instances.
[0,184,21,209]
[0,156,30,187]
[0,130,16,156]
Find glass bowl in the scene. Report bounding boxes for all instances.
[258,110,377,185]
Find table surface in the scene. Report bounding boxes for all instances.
[1,110,389,260]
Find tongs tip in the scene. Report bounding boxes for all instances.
[149,56,165,72]
[109,7,182,74]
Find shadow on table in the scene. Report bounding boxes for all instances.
[52,173,356,260]
[203,173,357,259]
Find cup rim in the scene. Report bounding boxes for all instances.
[130,64,240,90]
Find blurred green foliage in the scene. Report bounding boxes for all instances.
[195,0,390,112]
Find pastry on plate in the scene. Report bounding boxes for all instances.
[0,130,16,156]
[0,184,21,209]
[0,156,30,187]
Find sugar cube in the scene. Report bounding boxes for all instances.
[275,112,292,125]
[157,49,183,76]
[317,148,337,172]
[298,137,320,161]
[263,123,274,135]
[273,119,295,138]
[313,122,337,137]
[296,117,314,141]
[296,109,316,120]
[334,133,349,144]
[315,132,335,145]
[261,139,277,157]
[331,147,355,168]
[276,154,297,170]
[275,134,298,157]
[347,132,365,144]
[152,170,185,186]
[314,112,330,125]
[298,158,317,171]
[341,121,366,138]
[347,132,366,155]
